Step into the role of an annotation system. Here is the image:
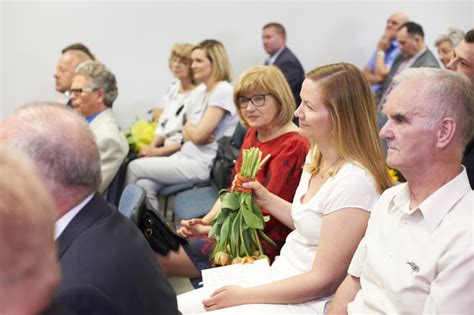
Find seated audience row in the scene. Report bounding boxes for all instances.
[16,19,472,314]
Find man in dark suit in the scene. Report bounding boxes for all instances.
[0,102,179,315]
[262,22,305,106]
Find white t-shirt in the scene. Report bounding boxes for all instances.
[180,81,236,163]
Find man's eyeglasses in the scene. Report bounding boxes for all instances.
[237,93,271,109]
[69,87,99,97]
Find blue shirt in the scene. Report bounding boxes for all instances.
[367,41,400,93]
[86,109,106,124]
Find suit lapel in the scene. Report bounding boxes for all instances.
[56,193,111,258]
[274,47,288,65]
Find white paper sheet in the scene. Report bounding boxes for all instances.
[202,258,272,289]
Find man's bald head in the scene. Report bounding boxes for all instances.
[386,12,409,39]
[54,50,92,93]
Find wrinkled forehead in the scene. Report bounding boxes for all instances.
[384,78,427,114]
[456,41,474,62]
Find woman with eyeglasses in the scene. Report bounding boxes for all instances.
[201,63,393,313]
[136,43,197,159]
[156,65,309,281]
[126,39,237,213]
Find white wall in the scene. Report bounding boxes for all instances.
[1,1,473,129]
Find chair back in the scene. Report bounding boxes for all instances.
[211,122,247,190]
[106,158,129,206]
[118,184,146,224]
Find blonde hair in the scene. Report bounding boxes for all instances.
[193,39,232,83]
[233,65,295,128]
[168,43,195,84]
[304,63,392,193]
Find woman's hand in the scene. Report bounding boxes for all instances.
[202,285,246,311]
[137,145,152,157]
[242,180,271,209]
[138,146,161,158]
[176,218,210,237]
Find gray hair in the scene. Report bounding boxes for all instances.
[0,102,102,198]
[435,27,466,47]
[394,68,474,149]
[75,61,118,107]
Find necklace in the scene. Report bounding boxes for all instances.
[318,158,341,179]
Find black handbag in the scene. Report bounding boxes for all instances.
[136,207,188,256]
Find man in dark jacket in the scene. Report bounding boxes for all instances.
[0,102,179,315]
[262,22,305,106]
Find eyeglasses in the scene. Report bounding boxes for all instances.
[237,93,271,109]
[69,87,99,97]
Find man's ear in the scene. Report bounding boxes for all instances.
[96,88,106,104]
[436,117,456,149]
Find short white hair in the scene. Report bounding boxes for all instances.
[393,68,474,149]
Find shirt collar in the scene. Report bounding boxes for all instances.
[418,167,470,232]
[266,46,286,65]
[387,167,470,232]
[54,193,94,240]
[404,47,427,67]
[86,108,107,124]
[388,40,399,52]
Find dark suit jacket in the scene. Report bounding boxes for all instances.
[463,138,474,189]
[53,193,179,315]
[377,48,440,102]
[273,46,305,106]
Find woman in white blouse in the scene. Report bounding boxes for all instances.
[137,43,196,158]
[202,63,393,313]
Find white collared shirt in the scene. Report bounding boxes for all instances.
[348,168,474,314]
[54,194,94,240]
[265,46,285,65]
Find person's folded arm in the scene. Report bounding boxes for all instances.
[184,106,225,145]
